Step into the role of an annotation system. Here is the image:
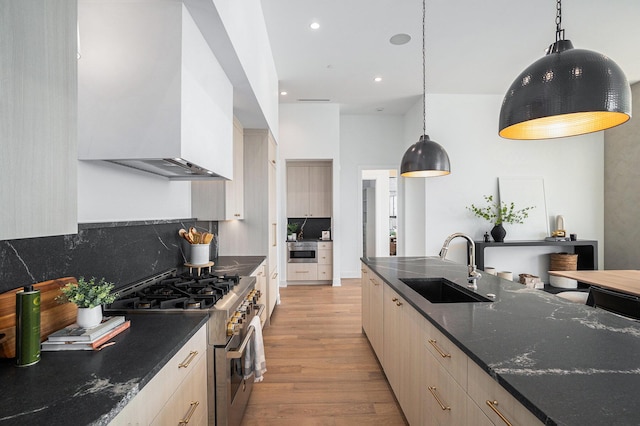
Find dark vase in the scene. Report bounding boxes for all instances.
[491,224,506,242]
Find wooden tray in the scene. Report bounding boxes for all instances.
[0,277,78,358]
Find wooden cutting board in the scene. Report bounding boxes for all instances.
[0,277,78,358]
[549,270,640,296]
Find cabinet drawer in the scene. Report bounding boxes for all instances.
[109,324,207,425]
[467,361,542,426]
[423,348,468,426]
[421,315,468,390]
[287,263,318,280]
[151,355,208,426]
[318,241,332,250]
[317,249,332,264]
[318,264,332,280]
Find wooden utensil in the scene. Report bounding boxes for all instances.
[0,277,78,358]
[203,233,213,244]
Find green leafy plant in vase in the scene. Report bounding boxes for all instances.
[287,223,299,241]
[467,195,535,242]
[57,277,118,328]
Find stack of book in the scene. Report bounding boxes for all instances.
[41,316,130,351]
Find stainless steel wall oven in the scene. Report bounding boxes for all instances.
[287,241,317,263]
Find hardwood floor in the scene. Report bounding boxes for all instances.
[241,279,408,426]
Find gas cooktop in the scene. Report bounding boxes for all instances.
[108,270,241,311]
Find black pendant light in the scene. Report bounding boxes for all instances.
[499,0,631,140]
[400,0,450,177]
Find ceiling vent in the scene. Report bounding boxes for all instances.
[297,98,331,102]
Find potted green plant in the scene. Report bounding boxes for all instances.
[467,195,535,242]
[57,277,118,328]
[287,223,299,241]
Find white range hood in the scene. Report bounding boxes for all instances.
[78,1,233,180]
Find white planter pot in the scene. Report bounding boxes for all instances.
[76,305,103,329]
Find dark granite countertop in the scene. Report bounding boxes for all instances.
[362,256,640,426]
[0,313,208,426]
[208,256,266,277]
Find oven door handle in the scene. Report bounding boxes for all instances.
[227,325,255,359]
[255,303,266,318]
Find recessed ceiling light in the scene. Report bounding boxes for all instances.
[280,91,288,96]
[374,77,382,82]
[310,22,320,30]
[389,33,411,45]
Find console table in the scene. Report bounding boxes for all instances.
[474,240,598,272]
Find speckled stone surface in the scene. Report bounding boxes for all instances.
[0,313,208,426]
[209,256,266,277]
[362,256,640,426]
[0,219,218,294]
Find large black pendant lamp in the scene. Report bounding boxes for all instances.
[400,0,450,177]
[499,0,631,140]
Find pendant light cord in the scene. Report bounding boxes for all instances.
[555,0,564,42]
[422,0,426,136]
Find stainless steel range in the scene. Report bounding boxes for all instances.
[105,268,263,426]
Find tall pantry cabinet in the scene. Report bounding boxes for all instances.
[243,129,279,321]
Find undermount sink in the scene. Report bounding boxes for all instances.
[399,278,492,303]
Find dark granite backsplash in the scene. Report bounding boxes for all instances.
[287,217,331,240]
[0,219,218,293]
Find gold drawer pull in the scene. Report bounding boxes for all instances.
[392,297,398,302]
[428,386,451,411]
[428,339,451,358]
[396,300,403,306]
[486,400,513,426]
[178,350,198,368]
[179,401,200,425]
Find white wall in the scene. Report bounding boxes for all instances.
[420,94,604,281]
[336,93,604,281]
[278,103,341,285]
[78,161,191,222]
[340,114,405,277]
[212,0,279,135]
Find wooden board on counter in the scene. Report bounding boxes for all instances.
[549,270,640,296]
[0,277,78,358]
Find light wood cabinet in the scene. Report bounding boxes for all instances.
[421,314,468,390]
[361,262,543,426]
[382,285,421,426]
[368,268,384,364]
[219,129,278,323]
[151,354,207,426]
[423,346,469,426]
[468,361,542,426]
[287,242,332,283]
[317,264,333,280]
[361,266,371,336]
[1,1,78,240]
[286,162,332,218]
[383,285,403,395]
[287,263,318,281]
[110,324,208,425]
[317,241,333,281]
[251,260,268,326]
[192,117,244,220]
[267,134,278,320]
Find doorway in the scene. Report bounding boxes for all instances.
[362,169,397,258]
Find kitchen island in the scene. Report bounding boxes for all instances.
[362,256,640,425]
[0,313,208,425]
